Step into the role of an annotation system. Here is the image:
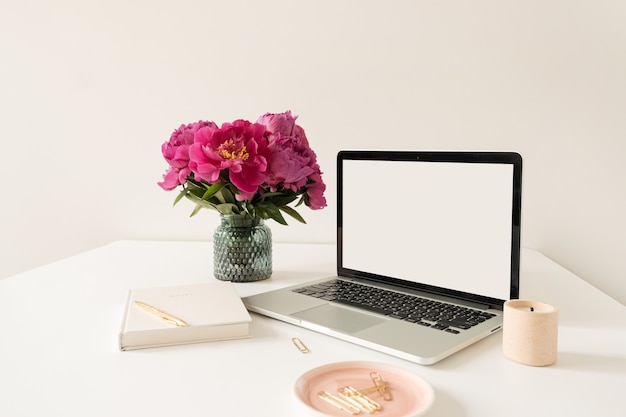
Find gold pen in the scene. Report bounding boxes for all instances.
[135,300,188,327]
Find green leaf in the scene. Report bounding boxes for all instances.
[279,206,307,224]
[202,182,226,200]
[267,194,299,207]
[252,204,266,219]
[270,211,288,226]
[173,189,186,207]
[189,204,203,217]
[216,186,237,205]
[185,193,218,210]
[185,192,240,215]
[241,201,255,218]
[215,203,239,215]
[256,202,288,225]
[185,182,206,198]
[258,191,284,199]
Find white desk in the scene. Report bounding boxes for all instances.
[1,241,624,416]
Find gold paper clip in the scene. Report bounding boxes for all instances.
[338,386,382,414]
[317,391,361,415]
[370,371,392,401]
[352,383,389,395]
[292,337,310,353]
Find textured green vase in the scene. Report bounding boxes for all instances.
[213,215,272,282]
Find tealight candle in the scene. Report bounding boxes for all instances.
[502,300,559,366]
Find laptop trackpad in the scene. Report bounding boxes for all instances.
[292,304,386,334]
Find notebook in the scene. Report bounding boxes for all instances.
[243,150,522,365]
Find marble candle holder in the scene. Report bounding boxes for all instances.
[502,299,559,366]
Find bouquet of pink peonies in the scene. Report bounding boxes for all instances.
[158,111,327,225]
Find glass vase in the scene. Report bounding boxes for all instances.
[213,215,272,282]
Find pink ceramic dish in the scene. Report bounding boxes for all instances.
[294,361,435,417]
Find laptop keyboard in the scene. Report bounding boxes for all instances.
[292,279,496,334]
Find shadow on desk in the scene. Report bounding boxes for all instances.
[270,269,331,282]
[556,351,626,375]
[422,388,466,417]
[232,269,332,299]
[430,330,626,376]
[429,329,503,370]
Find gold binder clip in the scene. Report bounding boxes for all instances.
[370,371,392,401]
[291,337,310,353]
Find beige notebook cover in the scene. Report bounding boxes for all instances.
[119,282,251,351]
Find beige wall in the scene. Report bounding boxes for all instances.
[2,1,625,304]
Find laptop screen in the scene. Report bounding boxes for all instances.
[337,151,522,307]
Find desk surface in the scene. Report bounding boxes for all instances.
[1,241,624,417]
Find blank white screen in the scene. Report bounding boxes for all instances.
[341,159,513,300]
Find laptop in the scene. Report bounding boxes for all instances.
[243,150,522,365]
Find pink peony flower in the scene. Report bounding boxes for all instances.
[265,136,316,192]
[158,167,186,191]
[305,172,327,210]
[189,120,271,194]
[257,110,309,147]
[258,111,327,210]
[159,110,327,224]
[158,120,217,190]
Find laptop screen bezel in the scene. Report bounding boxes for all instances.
[336,150,522,310]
